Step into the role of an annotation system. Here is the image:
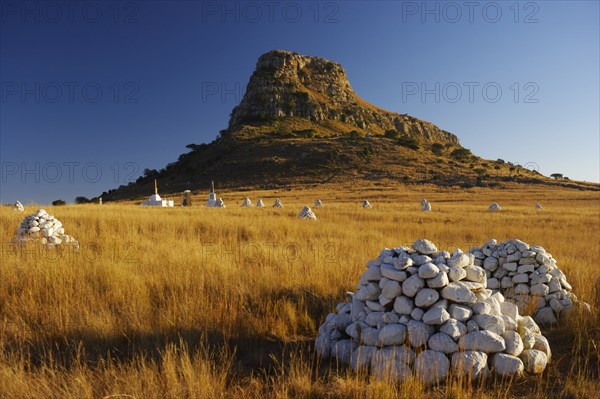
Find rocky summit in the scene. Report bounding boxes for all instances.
[229,50,458,144]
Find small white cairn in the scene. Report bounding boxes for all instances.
[273,198,283,208]
[299,206,317,220]
[14,201,24,212]
[241,197,253,207]
[488,203,501,212]
[421,198,432,212]
[215,198,226,208]
[14,209,79,249]
[256,199,265,207]
[535,203,543,210]
[362,200,372,208]
[314,199,323,207]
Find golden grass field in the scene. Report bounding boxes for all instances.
[1,184,599,398]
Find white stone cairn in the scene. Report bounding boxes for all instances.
[314,199,323,207]
[362,200,372,208]
[256,199,265,207]
[316,239,554,384]
[535,203,543,210]
[14,209,79,249]
[488,203,501,212]
[14,201,24,212]
[241,197,253,207]
[273,198,283,208]
[421,199,432,212]
[215,198,226,208]
[468,239,589,326]
[299,206,317,220]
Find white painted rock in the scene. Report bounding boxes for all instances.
[451,351,489,379]
[441,282,477,304]
[490,353,524,377]
[519,349,547,374]
[413,239,437,255]
[458,330,506,353]
[428,332,458,354]
[377,324,407,346]
[414,350,449,385]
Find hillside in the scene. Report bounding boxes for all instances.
[100,50,597,201]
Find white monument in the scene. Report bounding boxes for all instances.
[206,181,218,207]
[141,180,174,207]
[256,199,265,207]
[273,198,283,208]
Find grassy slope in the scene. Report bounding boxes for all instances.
[102,117,597,202]
[1,185,599,398]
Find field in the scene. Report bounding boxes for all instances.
[1,184,599,398]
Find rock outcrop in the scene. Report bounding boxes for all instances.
[228,50,459,144]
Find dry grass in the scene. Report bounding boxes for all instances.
[1,185,599,398]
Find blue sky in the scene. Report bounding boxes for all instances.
[1,0,598,204]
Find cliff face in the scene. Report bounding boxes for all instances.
[228,50,459,144]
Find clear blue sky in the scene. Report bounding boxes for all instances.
[1,0,598,204]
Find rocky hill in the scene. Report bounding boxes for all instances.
[100,50,596,201]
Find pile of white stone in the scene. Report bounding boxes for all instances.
[316,239,552,384]
[14,209,79,249]
[469,239,586,325]
[257,199,265,207]
[273,198,283,208]
[535,203,543,210]
[363,200,372,208]
[241,197,253,207]
[488,203,501,211]
[215,198,226,208]
[299,206,317,220]
[314,199,323,207]
[14,201,25,212]
[421,199,431,212]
